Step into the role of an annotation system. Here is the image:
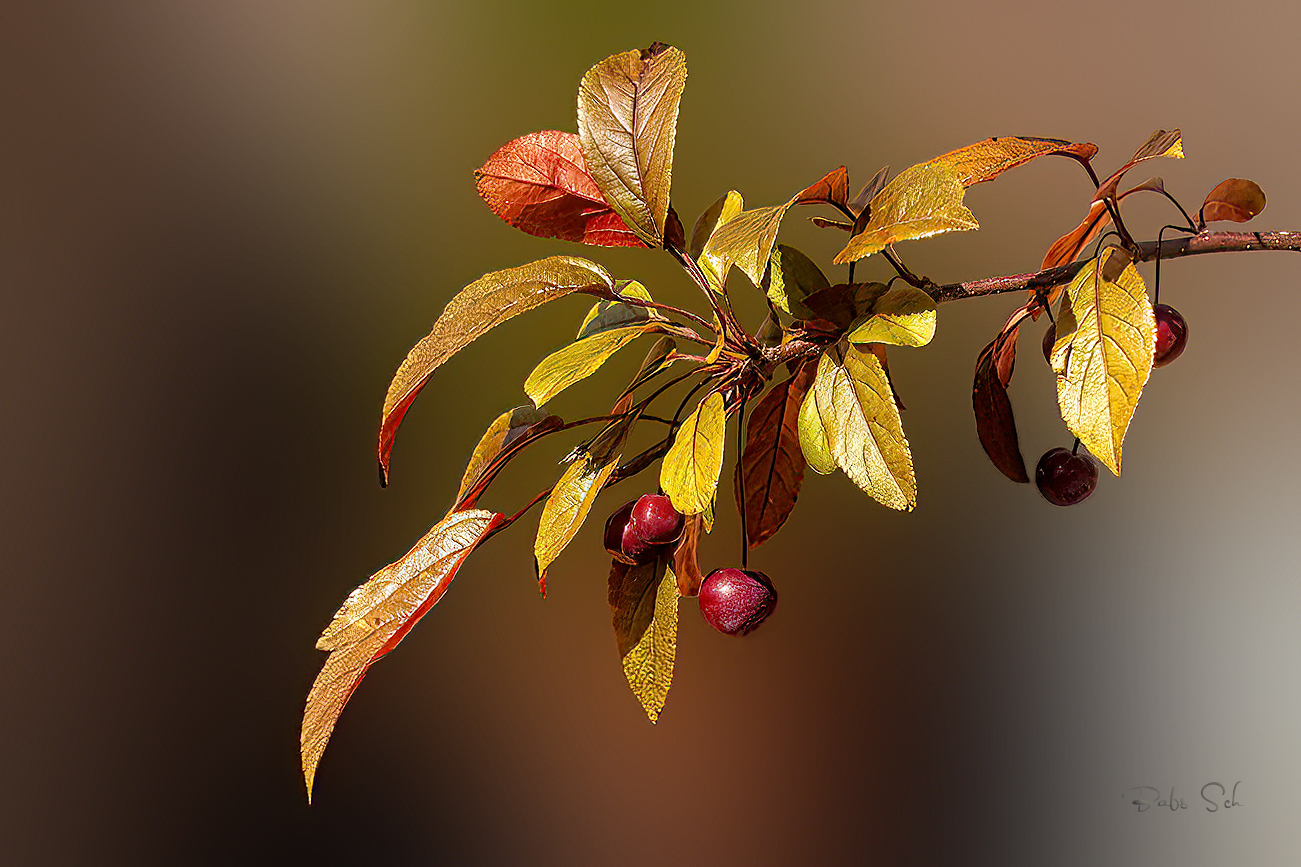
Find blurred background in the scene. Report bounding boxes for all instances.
[5,1,1300,864]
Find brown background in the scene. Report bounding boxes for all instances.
[5,2,1300,864]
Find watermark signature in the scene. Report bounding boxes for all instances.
[1123,782,1243,813]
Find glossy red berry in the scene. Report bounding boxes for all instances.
[698,569,777,636]
[603,500,638,563]
[1042,323,1056,364]
[629,494,684,547]
[1153,303,1188,367]
[1035,447,1098,506]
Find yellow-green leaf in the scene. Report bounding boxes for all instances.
[846,284,937,347]
[577,280,661,338]
[608,558,678,722]
[832,162,978,265]
[380,255,612,483]
[456,406,557,504]
[525,323,657,408]
[304,508,501,801]
[763,244,830,316]
[1051,247,1155,476]
[660,391,726,515]
[577,44,687,247]
[811,348,915,510]
[797,386,836,475]
[690,191,744,290]
[535,450,620,580]
[701,197,798,288]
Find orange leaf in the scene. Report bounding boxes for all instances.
[1042,199,1111,270]
[735,363,814,548]
[671,514,706,596]
[303,509,504,801]
[794,166,850,209]
[1201,178,1266,224]
[926,136,1098,187]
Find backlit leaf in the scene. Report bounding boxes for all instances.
[577,43,687,247]
[456,406,560,505]
[1052,247,1155,475]
[474,129,646,247]
[972,335,1028,483]
[1201,178,1266,223]
[525,324,657,408]
[736,364,813,547]
[660,391,726,515]
[690,191,745,290]
[608,557,678,722]
[798,387,835,475]
[794,165,850,208]
[832,162,978,265]
[846,284,937,347]
[702,196,799,288]
[577,280,662,338]
[763,244,830,316]
[811,348,915,510]
[535,449,620,583]
[380,256,613,484]
[303,508,502,801]
[925,136,1098,187]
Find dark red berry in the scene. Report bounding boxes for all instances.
[603,500,637,563]
[1153,303,1188,367]
[698,569,777,636]
[629,494,684,547]
[1035,447,1098,506]
[1042,323,1056,364]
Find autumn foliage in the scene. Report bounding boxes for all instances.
[302,42,1288,800]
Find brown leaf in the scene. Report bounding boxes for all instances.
[379,256,612,484]
[810,216,853,232]
[303,509,503,800]
[671,514,705,596]
[973,336,1028,483]
[850,165,891,215]
[735,364,813,547]
[577,43,687,247]
[474,130,647,248]
[926,136,1098,187]
[1095,129,1183,201]
[794,166,850,209]
[801,282,888,331]
[1201,178,1266,224]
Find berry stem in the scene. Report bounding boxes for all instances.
[737,395,749,568]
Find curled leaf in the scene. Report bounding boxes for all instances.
[1095,129,1183,201]
[456,407,560,506]
[846,284,937,347]
[690,191,745,289]
[735,364,813,547]
[972,334,1028,483]
[1201,178,1266,224]
[474,129,646,247]
[850,166,891,215]
[833,162,978,265]
[525,323,658,408]
[608,557,678,722]
[577,43,687,247]
[1052,247,1155,475]
[925,136,1098,187]
[577,280,662,338]
[303,509,503,801]
[660,391,727,515]
[380,256,612,484]
[794,166,850,208]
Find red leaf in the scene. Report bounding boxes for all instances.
[794,166,850,209]
[973,336,1028,484]
[671,514,705,596]
[475,130,648,248]
[734,363,814,547]
[1201,178,1266,224]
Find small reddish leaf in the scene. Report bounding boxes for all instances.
[475,130,648,247]
[973,337,1028,483]
[735,363,814,548]
[794,166,850,209]
[671,514,705,596]
[1095,129,1183,201]
[1042,199,1111,270]
[1201,178,1266,224]
[810,216,853,232]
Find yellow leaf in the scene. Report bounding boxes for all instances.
[304,509,500,801]
[797,385,836,475]
[763,244,830,316]
[660,391,727,515]
[577,44,687,247]
[608,558,679,722]
[811,348,915,510]
[380,255,612,483]
[701,196,798,288]
[689,191,744,290]
[577,280,661,338]
[846,284,937,347]
[456,406,556,504]
[832,163,978,265]
[1052,247,1155,475]
[535,451,620,580]
[525,323,656,408]
[924,136,1098,187]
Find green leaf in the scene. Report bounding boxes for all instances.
[577,280,661,338]
[763,244,830,316]
[535,450,620,583]
[1051,247,1155,475]
[608,557,678,722]
[701,197,798,288]
[689,191,744,290]
[577,44,687,247]
[456,406,559,504]
[660,391,727,515]
[811,348,916,510]
[832,162,978,265]
[525,324,658,408]
[797,385,836,475]
[846,284,937,347]
[379,255,613,484]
